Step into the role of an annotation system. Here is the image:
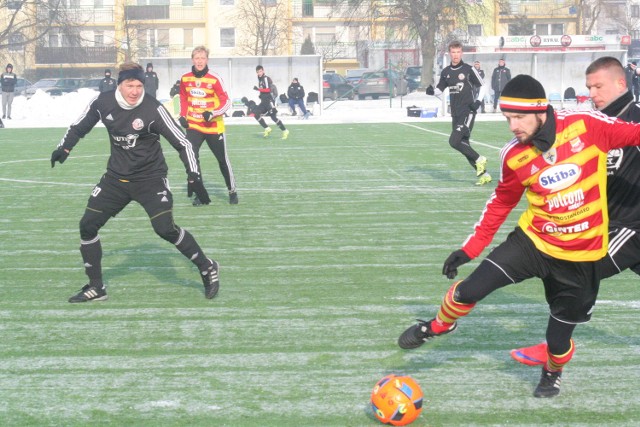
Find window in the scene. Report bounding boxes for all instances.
[49,32,59,47]
[95,31,104,47]
[535,23,564,36]
[468,24,482,37]
[632,5,640,18]
[94,0,103,7]
[220,0,234,4]
[8,33,23,51]
[184,29,193,48]
[263,0,277,5]
[182,0,194,5]
[220,28,235,48]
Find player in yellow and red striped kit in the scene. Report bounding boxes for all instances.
[179,45,237,206]
[398,74,640,398]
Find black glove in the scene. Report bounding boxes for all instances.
[253,86,259,91]
[425,85,435,96]
[442,249,472,280]
[188,172,210,205]
[50,148,69,168]
[203,111,213,122]
[469,100,482,112]
[178,116,189,129]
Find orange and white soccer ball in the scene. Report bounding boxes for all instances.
[370,374,424,426]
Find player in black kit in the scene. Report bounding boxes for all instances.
[248,65,289,139]
[511,56,640,364]
[50,62,220,302]
[426,41,491,186]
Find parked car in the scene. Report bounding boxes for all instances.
[356,69,408,99]
[404,66,422,92]
[345,68,370,89]
[80,78,102,92]
[14,78,33,96]
[322,73,355,100]
[25,78,85,98]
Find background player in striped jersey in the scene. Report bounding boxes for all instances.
[398,74,640,398]
[511,56,640,366]
[179,46,238,206]
[50,62,220,302]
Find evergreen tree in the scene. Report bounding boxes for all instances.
[300,36,315,55]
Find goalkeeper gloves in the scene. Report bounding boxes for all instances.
[50,148,69,168]
[178,116,189,129]
[425,85,435,96]
[442,249,472,279]
[203,111,213,122]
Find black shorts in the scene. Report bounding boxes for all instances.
[599,226,640,278]
[87,174,173,218]
[254,102,274,116]
[479,227,600,324]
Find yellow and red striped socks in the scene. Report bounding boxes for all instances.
[432,281,477,334]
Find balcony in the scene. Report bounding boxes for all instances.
[125,4,206,21]
[35,46,117,65]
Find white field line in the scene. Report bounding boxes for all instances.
[399,122,504,151]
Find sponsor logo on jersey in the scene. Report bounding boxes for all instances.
[541,221,589,234]
[569,137,584,153]
[546,188,585,211]
[190,88,207,97]
[113,134,139,150]
[530,164,539,175]
[458,73,465,81]
[132,118,144,131]
[538,163,580,191]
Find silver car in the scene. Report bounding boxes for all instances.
[356,69,408,99]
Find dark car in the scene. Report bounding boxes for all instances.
[404,66,422,92]
[357,69,408,99]
[322,73,355,100]
[80,78,102,91]
[25,78,85,99]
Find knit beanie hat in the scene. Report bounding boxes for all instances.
[499,74,548,114]
[146,63,153,69]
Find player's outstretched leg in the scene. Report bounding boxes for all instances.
[511,342,548,366]
[398,318,458,349]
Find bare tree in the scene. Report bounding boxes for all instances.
[234,0,288,56]
[579,0,605,34]
[333,0,490,88]
[0,0,81,52]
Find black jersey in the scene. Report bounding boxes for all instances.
[606,98,640,229]
[257,74,275,105]
[58,91,199,181]
[435,60,483,116]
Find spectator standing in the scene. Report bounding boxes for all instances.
[1,63,17,119]
[491,58,511,112]
[98,69,116,93]
[472,61,487,113]
[144,63,159,98]
[287,78,310,119]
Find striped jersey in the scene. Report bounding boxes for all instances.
[179,70,231,134]
[462,108,640,262]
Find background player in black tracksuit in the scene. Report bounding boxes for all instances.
[511,56,640,364]
[98,69,116,93]
[248,65,288,139]
[50,62,220,303]
[426,41,491,185]
[144,62,159,98]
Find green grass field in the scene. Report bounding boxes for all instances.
[0,122,638,426]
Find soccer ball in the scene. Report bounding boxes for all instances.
[370,374,423,426]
